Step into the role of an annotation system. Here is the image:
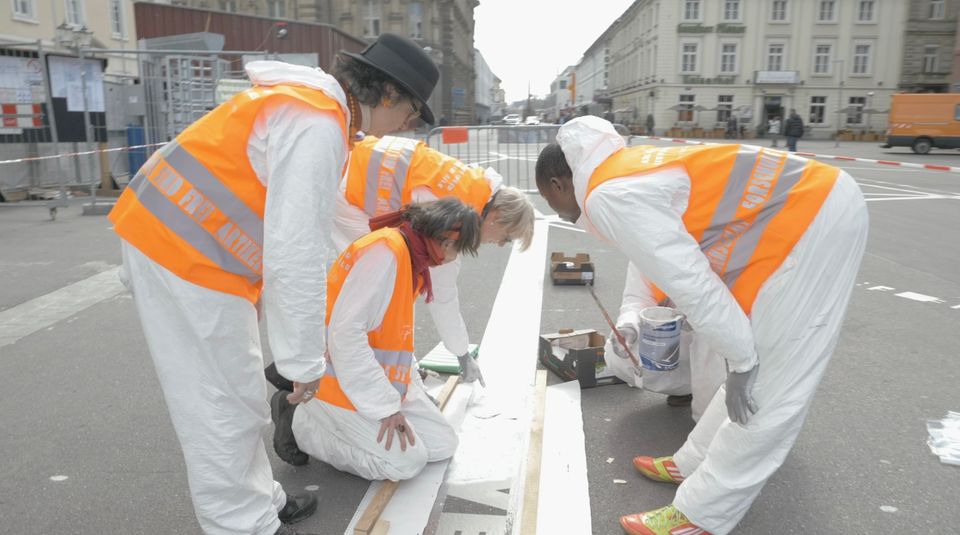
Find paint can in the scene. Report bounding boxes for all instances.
[638,306,684,371]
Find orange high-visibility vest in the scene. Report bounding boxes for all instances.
[317,228,417,411]
[345,135,492,216]
[584,144,839,315]
[109,84,347,304]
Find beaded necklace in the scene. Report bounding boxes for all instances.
[346,92,362,145]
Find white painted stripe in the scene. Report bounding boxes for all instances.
[0,267,124,348]
[344,220,551,535]
[865,195,954,202]
[535,381,591,535]
[951,304,960,309]
[435,512,508,533]
[866,286,894,292]
[894,292,945,303]
[549,221,587,233]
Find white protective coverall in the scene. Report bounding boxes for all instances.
[290,243,459,481]
[559,117,868,534]
[119,61,346,535]
[331,168,502,357]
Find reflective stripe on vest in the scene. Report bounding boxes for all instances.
[364,136,419,216]
[585,145,838,315]
[316,228,417,411]
[126,140,264,282]
[110,83,347,303]
[346,135,493,217]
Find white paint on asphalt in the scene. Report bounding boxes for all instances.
[867,286,894,291]
[435,512,507,534]
[304,485,319,491]
[0,266,124,348]
[536,381,591,535]
[952,304,960,309]
[894,292,945,303]
[49,475,68,482]
[879,505,898,513]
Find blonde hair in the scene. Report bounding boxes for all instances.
[486,186,536,251]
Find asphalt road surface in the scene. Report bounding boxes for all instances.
[1,136,958,534]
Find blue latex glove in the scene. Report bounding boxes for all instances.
[725,362,759,425]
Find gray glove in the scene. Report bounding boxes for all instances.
[725,362,759,425]
[607,324,638,360]
[457,352,486,387]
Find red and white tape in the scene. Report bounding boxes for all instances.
[0,142,167,166]
[634,135,960,174]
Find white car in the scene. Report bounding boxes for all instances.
[503,114,521,125]
[524,116,541,125]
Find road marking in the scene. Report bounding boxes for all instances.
[894,292,945,303]
[867,286,894,291]
[951,304,960,309]
[0,266,124,348]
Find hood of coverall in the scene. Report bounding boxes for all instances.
[245,60,348,114]
[555,116,626,220]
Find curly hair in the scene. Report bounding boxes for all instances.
[333,52,414,107]
[402,198,481,257]
[535,143,573,190]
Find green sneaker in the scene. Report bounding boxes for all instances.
[620,505,711,535]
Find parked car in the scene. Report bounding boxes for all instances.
[524,116,541,125]
[884,93,960,154]
[503,114,522,125]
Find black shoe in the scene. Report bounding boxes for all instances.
[274,522,318,535]
[271,390,309,466]
[666,394,693,407]
[278,492,318,525]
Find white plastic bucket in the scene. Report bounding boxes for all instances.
[638,306,684,371]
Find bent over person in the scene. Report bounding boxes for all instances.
[332,135,535,384]
[109,33,437,535]
[535,117,868,535]
[274,198,480,481]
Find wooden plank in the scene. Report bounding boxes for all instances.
[519,370,548,535]
[353,375,461,534]
[353,482,398,535]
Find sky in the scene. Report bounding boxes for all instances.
[473,0,635,103]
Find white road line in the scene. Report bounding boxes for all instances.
[951,305,960,309]
[894,292,946,303]
[0,267,124,348]
[345,219,551,535]
[867,286,895,291]
[865,195,955,202]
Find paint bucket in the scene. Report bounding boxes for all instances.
[638,306,684,371]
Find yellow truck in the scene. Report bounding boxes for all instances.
[884,93,960,154]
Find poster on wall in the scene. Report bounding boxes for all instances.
[0,55,46,105]
[47,55,105,113]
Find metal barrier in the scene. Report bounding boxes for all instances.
[425,124,630,191]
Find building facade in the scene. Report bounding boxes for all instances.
[574,32,612,117]
[900,0,960,92]
[607,0,908,138]
[2,0,139,78]
[548,65,576,122]
[474,48,502,123]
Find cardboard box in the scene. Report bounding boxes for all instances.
[550,252,595,285]
[539,328,623,388]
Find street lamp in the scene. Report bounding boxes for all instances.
[834,58,844,147]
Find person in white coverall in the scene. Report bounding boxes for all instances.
[535,116,868,535]
[331,135,536,387]
[110,33,438,535]
[280,198,480,481]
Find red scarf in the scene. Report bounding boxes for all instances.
[369,211,447,303]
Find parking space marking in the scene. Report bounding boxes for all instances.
[894,292,946,303]
[0,266,125,348]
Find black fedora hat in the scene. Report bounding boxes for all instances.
[343,33,439,125]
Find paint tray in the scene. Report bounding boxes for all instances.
[550,252,595,285]
[538,328,623,388]
[418,342,479,374]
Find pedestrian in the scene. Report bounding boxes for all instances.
[271,199,480,480]
[768,116,781,148]
[108,33,437,535]
[535,117,868,535]
[725,115,738,139]
[784,108,804,152]
[645,113,655,136]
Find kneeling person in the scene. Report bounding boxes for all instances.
[276,198,480,481]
